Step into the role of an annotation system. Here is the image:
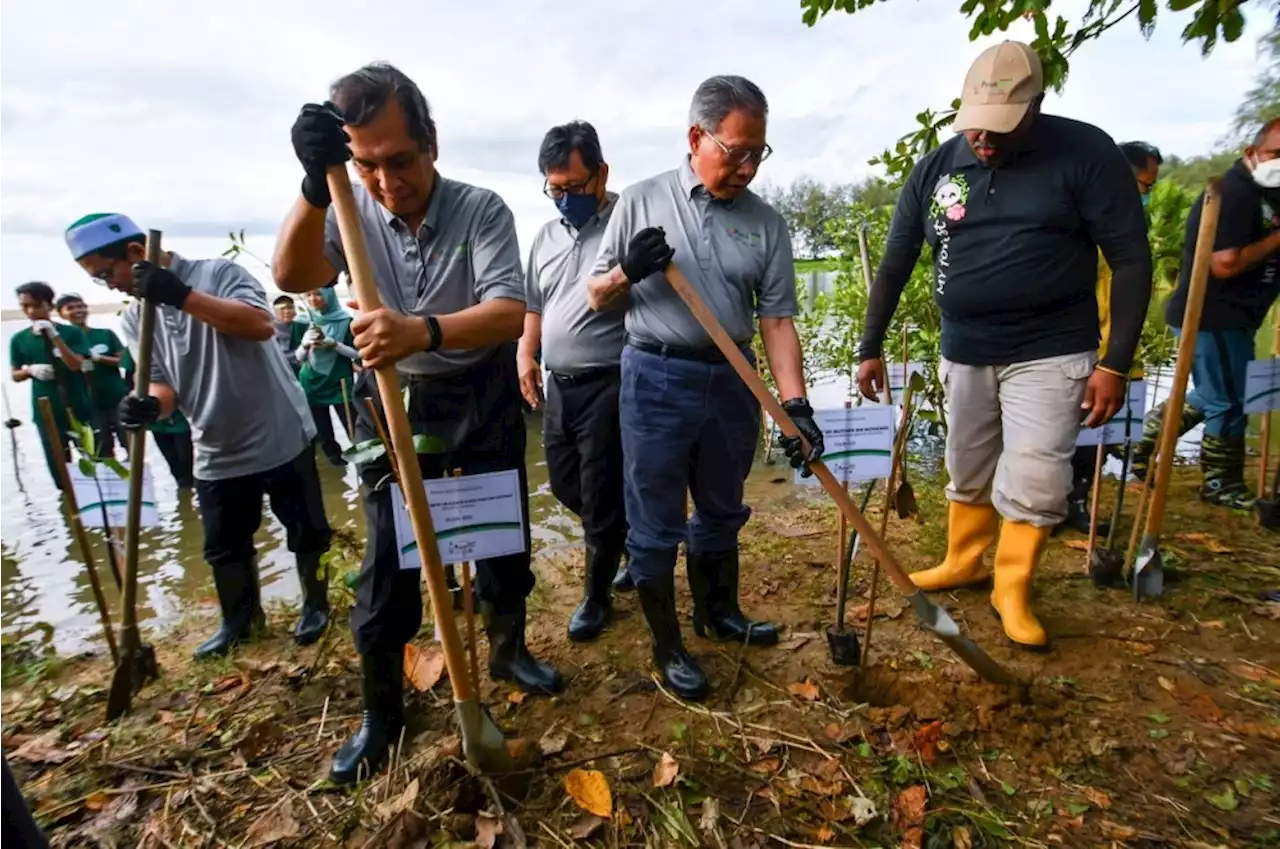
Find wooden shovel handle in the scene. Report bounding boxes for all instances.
[1144,180,1221,540]
[664,263,919,597]
[327,165,474,702]
[1259,308,1280,501]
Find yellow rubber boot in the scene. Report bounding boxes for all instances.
[909,502,999,591]
[990,521,1051,651]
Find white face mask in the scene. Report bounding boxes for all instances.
[1250,156,1280,189]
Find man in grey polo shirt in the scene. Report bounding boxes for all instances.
[517,121,629,643]
[274,62,561,785]
[586,76,824,701]
[64,213,333,660]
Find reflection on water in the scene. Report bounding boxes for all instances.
[0,318,575,653]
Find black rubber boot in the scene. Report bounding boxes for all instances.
[637,570,710,701]
[612,554,635,592]
[330,648,405,785]
[294,551,330,646]
[568,543,620,642]
[1199,434,1255,509]
[1130,402,1205,482]
[1057,449,1109,536]
[483,601,563,694]
[193,559,260,660]
[687,549,779,646]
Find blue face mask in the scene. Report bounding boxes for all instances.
[1141,193,1151,209]
[555,193,598,229]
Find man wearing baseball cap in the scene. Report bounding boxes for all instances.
[857,41,1153,650]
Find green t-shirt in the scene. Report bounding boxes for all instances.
[297,327,357,407]
[150,410,191,435]
[9,323,93,434]
[82,326,132,410]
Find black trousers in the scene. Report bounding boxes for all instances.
[194,447,332,570]
[3,757,47,849]
[350,344,534,654]
[311,404,352,461]
[90,405,127,459]
[544,367,627,554]
[153,430,195,488]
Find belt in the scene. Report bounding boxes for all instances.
[550,365,621,385]
[626,335,745,364]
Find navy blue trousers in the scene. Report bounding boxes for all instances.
[619,344,759,588]
[1176,328,1256,439]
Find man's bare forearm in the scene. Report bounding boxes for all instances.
[759,317,806,401]
[437,298,526,350]
[587,266,630,311]
[151,382,178,418]
[183,290,274,341]
[517,313,542,364]
[274,196,338,292]
[1212,230,1280,279]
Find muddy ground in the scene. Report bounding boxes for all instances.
[3,463,1279,848]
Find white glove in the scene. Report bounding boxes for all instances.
[334,342,359,360]
[26,364,56,381]
[294,344,311,363]
[81,359,95,373]
[314,336,337,350]
[304,326,325,346]
[90,343,109,362]
[31,320,58,338]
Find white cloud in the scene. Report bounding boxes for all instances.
[1,0,1269,308]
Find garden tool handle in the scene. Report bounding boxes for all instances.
[664,263,918,597]
[1144,179,1221,540]
[327,164,473,702]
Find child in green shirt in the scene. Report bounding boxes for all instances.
[55,293,132,458]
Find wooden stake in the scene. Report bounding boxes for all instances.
[1084,442,1106,572]
[1258,308,1280,504]
[862,387,914,667]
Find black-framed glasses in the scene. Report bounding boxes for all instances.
[705,132,772,167]
[543,170,599,200]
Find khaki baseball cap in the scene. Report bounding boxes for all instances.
[953,41,1044,134]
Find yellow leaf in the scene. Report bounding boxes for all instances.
[565,768,612,818]
[1174,532,1231,554]
[788,679,821,701]
[816,825,835,843]
[507,690,527,705]
[84,792,109,812]
[652,751,679,788]
[1062,540,1090,551]
[403,644,445,692]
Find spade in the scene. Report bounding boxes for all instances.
[827,480,876,666]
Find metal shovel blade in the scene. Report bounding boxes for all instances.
[825,625,862,666]
[1089,548,1126,588]
[893,481,918,519]
[107,635,160,721]
[1257,499,1280,531]
[904,591,1018,685]
[457,697,513,773]
[1131,536,1165,601]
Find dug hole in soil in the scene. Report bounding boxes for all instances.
[3,465,1278,848]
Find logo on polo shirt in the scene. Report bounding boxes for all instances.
[427,244,470,263]
[725,226,762,248]
[929,174,969,222]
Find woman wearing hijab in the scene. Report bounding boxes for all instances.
[297,286,359,466]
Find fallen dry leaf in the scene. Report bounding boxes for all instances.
[1198,619,1226,629]
[1254,601,1280,620]
[84,792,109,812]
[1062,539,1090,551]
[699,798,720,834]
[900,826,924,849]
[403,644,445,692]
[788,679,821,701]
[507,690,528,706]
[1060,814,1085,830]
[568,814,607,840]
[822,722,858,744]
[1228,663,1278,684]
[815,825,835,843]
[748,757,781,775]
[653,751,679,788]
[1174,532,1231,553]
[236,719,283,763]
[474,813,503,849]
[1157,676,1176,693]
[539,724,568,757]
[1082,787,1112,810]
[244,800,299,847]
[1099,819,1138,841]
[156,710,175,725]
[892,785,927,828]
[1224,721,1280,742]
[815,758,845,783]
[1126,641,1157,656]
[565,768,612,818]
[952,826,973,849]
[365,809,426,849]
[374,778,419,822]
[911,721,943,765]
[799,775,844,796]
[819,797,856,822]
[11,731,74,765]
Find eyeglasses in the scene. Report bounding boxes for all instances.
[543,170,598,200]
[705,132,772,167]
[90,267,116,285]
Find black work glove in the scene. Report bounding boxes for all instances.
[620,227,674,283]
[119,395,161,430]
[132,262,192,308]
[291,102,351,208]
[779,397,824,478]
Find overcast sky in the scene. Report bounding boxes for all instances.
[0,0,1270,309]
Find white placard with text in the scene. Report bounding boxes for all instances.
[1076,380,1147,447]
[795,405,895,485]
[392,469,526,570]
[68,462,159,528]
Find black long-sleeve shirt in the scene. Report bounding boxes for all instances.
[860,114,1153,373]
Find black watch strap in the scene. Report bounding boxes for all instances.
[424,315,443,353]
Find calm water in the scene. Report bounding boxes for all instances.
[0,316,579,654]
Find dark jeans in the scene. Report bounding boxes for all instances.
[619,344,759,587]
[3,756,47,849]
[194,447,332,570]
[36,427,69,491]
[311,404,352,461]
[153,430,195,488]
[90,405,127,459]
[1176,328,1255,439]
[544,368,627,554]
[350,344,534,654]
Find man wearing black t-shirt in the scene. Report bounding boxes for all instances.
[1131,118,1280,509]
[856,42,1152,651]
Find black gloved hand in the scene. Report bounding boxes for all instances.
[132,262,192,308]
[620,227,674,283]
[779,397,824,478]
[291,102,351,209]
[119,395,161,430]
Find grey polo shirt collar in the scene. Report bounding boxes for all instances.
[376,174,445,237]
[675,157,741,208]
